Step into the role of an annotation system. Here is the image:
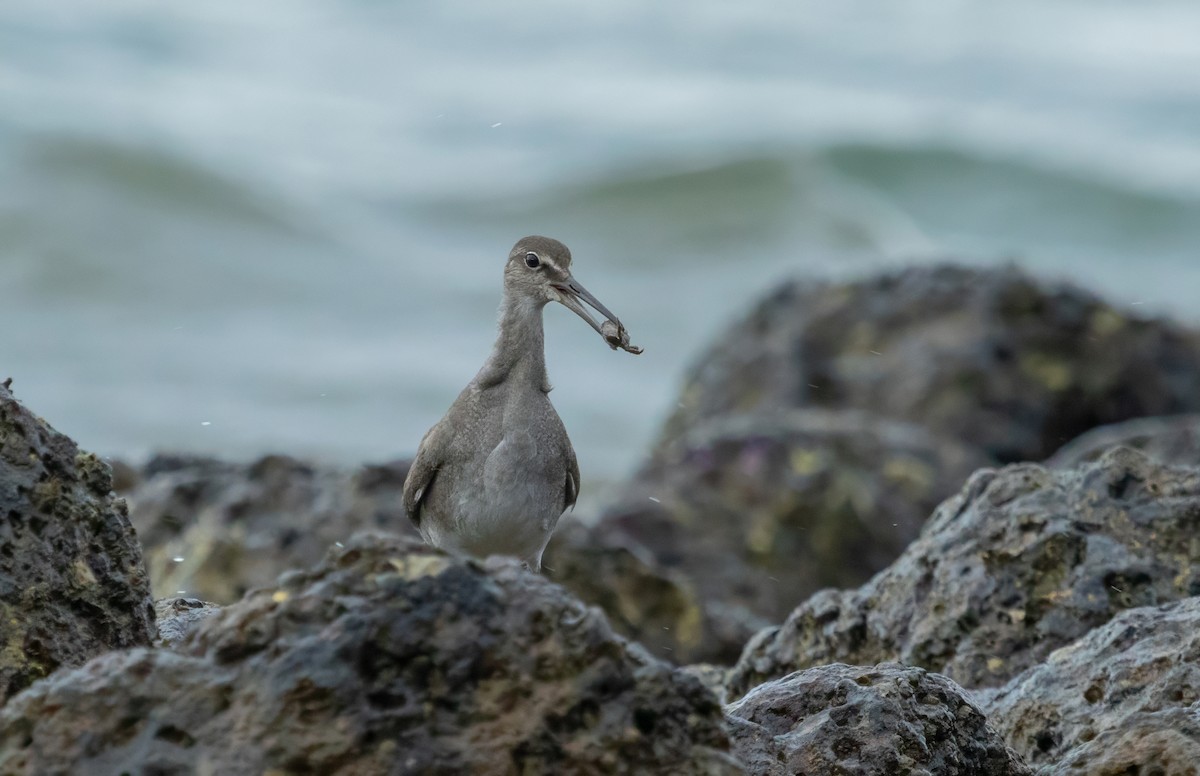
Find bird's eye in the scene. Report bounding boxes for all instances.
[524,252,540,268]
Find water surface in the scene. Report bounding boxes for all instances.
[2,1,1198,493]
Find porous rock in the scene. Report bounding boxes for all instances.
[543,520,726,664]
[153,597,221,648]
[0,533,740,775]
[0,382,154,703]
[1047,414,1200,469]
[120,453,414,602]
[588,409,989,663]
[1049,707,1200,775]
[123,452,736,669]
[681,663,730,705]
[726,663,1030,775]
[728,446,1200,698]
[979,597,1200,772]
[658,264,1200,465]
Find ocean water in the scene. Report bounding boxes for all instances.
[2,0,1199,493]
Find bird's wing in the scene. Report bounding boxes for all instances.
[564,443,580,513]
[403,425,445,529]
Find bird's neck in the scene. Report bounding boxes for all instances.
[475,293,551,392]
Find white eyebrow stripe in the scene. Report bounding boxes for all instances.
[541,257,561,274]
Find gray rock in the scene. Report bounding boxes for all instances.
[0,533,740,775]
[726,663,1030,775]
[728,447,1200,698]
[123,451,742,670]
[544,521,728,665]
[120,453,414,602]
[0,381,154,704]
[979,597,1200,772]
[1049,707,1200,775]
[153,597,221,648]
[123,452,738,672]
[657,264,1200,465]
[680,663,731,705]
[1047,414,1200,469]
[584,409,989,663]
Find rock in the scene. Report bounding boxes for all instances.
[0,382,154,704]
[1047,414,1200,469]
[124,452,740,669]
[153,597,221,648]
[979,597,1200,771]
[1049,707,1200,775]
[124,452,740,667]
[657,264,1200,465]
[0,533,740,775]
[727,447,1200,698]
[543,521,730,664]
[587,409,989,663]
[681,664,730,705]
[726,663,1030,775]
[121,453,414,602]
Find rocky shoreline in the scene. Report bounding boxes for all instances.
[4,263,1200,773]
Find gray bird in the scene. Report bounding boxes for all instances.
[402,236,638,570]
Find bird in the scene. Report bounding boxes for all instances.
[402,236,639,570]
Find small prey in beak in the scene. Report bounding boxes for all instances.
[551,277,644,355]
[600,319,643,354]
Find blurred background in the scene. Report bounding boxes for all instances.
[2,0,1199,493]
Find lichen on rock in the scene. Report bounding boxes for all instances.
[728,446,1200,698]
[120,453,414,603]
[656,264,1200,465]
[0,382,155,704]
[577,408,990,663]
[0,533,740,775]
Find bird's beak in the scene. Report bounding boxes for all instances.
[552,275,621,337]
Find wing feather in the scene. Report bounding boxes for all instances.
[403,425,445,528]
[564,444,580,513]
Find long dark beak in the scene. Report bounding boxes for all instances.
[552,275,621,337]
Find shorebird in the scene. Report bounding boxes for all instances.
[402,236,642,570]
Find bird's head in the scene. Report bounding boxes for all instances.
[504,235,622,338]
